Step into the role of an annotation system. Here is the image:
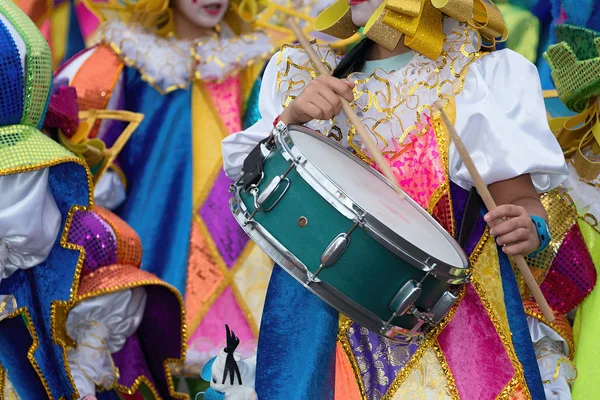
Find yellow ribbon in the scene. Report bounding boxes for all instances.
[548,98,600,183]
[333,0,507,60]
[59,109,144,185]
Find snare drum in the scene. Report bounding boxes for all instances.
[229,125,470,340]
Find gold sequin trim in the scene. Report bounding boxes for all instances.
[337,319,368,400]
[432,340,460,400]
[0,363,6,400]
[2,308,53,399]
[470,266,531,400]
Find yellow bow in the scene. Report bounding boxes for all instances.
[323,0,508,60]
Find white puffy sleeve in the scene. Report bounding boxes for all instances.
[451,49,568,192]
[528,317,575,399]
[66,288,147,398]
[0,169,61,283]
[93,169,126,210]
[222,53,284,180]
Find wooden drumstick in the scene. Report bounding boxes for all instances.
[286,18,403,198]
[438,108,555,322]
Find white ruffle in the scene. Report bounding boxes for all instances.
[223,20,567,191]
[528,316,575,400]
[93,170,126,210]
[0,169,61,283]
[101,20,272,92]
[66,288,147,397]
[194,25,272,82]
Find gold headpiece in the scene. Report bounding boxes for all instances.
[316,0,508,59]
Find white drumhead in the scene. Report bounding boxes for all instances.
[288,128,464,268]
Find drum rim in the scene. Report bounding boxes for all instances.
[278,125,470,280]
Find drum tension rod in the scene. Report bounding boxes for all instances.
[244,163,296,225]
[307,220,361,284]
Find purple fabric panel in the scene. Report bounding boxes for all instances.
[346,322,421,398]
[112,335,157,389]
[199,170,249,268]
[136,285,184,399]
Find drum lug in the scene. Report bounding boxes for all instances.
[254,175,291,212]
[389,280,422,315]
[321,233,351,267]
[307,221,360,284]
[307,233,351,284]
[429,290,458,323]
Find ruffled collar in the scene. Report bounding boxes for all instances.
[100,19,273,93]
[275,19,481,162]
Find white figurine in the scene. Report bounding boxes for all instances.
[200,326,257,400]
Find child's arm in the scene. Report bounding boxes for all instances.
[485,174,545,256]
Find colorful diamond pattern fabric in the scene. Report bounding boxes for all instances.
[186,78,273,364]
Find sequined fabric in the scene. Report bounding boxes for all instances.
[523,300,574,355]
[0,0,52,129]
[72,45,123,115]
[518,190,578,294]
[372,115,445,210]
[204,76,242,134]
[539,223,597,314]
[0,19,23,127]
[67,210,118,273]
[71,45,123,137]
[94,206,142,268]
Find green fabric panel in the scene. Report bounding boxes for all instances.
[572,220,600,400]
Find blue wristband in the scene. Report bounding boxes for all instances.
[528,216,551,257]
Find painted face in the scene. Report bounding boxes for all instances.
[173,0,230,29]
[348,0,384,27]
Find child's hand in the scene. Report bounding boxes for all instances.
[484,205,541,256]
[280,75,355,125]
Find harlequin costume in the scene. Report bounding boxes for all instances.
[55,0,276,372]
[543,24,600,399]
[59,206,186,399]
[0,2,92,398]
[222,0,574,398]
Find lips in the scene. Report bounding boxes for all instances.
[349,0,367,5]
[202,3,223,15]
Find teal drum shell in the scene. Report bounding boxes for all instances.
[231,126,469,337]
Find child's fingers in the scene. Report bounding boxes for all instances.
[484,204,524,223]
[495,227,530,245]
